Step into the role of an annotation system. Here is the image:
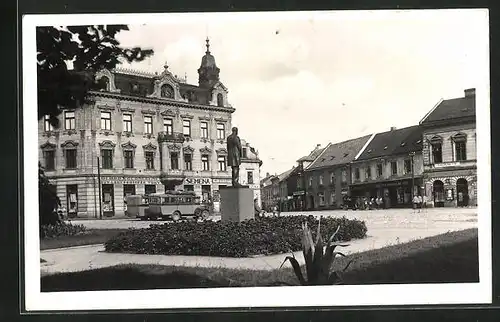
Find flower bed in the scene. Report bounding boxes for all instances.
[40,221,87,239]
[104,215,367,257]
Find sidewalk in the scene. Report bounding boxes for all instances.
[40,219,476,276]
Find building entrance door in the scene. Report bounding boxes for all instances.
[456,178,469,207]
[433,180,445,207]
[102,184,115,217]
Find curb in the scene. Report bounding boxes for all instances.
[41,243,104,253]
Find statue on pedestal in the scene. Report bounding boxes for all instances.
[227,127,242,187]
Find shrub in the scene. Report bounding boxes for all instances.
[105,215,367,258]
[40,221,87,239]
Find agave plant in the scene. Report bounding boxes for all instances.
[280,218,353,285]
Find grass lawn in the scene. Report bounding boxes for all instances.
[41,228,479,291]
[40,229,127,250]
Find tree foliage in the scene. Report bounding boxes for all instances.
[37,25,153,224]
[39,162,61,225]
[37,25,154,128]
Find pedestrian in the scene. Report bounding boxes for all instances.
[412,195,419,213]
[422,195,428,212]
[417,195,422,213]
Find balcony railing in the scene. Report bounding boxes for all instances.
[157,131,185,143]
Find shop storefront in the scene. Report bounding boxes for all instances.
[350,177,423,208]
[292,190,305,211]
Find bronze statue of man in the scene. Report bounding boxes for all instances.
[227,127,242,187]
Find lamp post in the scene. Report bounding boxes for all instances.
[97,156,102,220]
[409,151,415,196]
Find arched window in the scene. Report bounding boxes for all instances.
[217,93,224,107]
[161,84,174,98]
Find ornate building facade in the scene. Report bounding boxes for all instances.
[39,39,261,217]
[420,88,477,207]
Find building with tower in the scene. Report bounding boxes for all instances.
[39,38,261,218]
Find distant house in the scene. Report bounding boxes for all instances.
[304,135,373,210]
[420,88,477,207]
[286,144,325,211]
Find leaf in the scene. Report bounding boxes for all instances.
[281,256,306,285]
[343,258,354,272]
[310,218,325,284]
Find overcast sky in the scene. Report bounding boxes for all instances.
[114,10,489,176]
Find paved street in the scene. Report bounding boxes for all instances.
[41,207,478,275]
[72,207,477,231]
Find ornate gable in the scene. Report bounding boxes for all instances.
[212,81,228,92]
[183,146,194,154]
[143,143,157,151]
[99,140,116,149]
[95,69,120,93]
[121,141,137,150]
[60,140,79,149]
[147,62,187,102]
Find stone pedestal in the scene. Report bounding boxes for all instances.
[220,186,254,222]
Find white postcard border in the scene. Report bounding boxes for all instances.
[22,10,491,311]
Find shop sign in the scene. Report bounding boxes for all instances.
[213,178,232,184]
[293,190,305,196]
[100,176,161,185]
[184,177,212,185]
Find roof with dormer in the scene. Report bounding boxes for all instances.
[420,90,476,124]
[356,125,422,161]
[93,39,227,107]
[306,135,372,170]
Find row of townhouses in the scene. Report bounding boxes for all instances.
[38,39,263,218]
[261,88,477,210]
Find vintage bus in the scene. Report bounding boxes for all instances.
[125,194,152,219]
[145,191,212,221]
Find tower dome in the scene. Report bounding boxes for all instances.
[198,38,220,88]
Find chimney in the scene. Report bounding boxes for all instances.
[266,172,270,177]
[464,88,476,98]
[390,126,397,131]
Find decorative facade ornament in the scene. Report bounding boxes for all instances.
[120,107,135,113]
[121,141,137,150]
[181,113,194,119]
[167,144,181,152]
[60,140,79,148]
[183,146,194,153]
[200,146,212,154]
[216,148,228,155]
[95,69,121,93]
[40,142,56,150]
[430,135,443,143]
[142,143,157,151]
[160,109,176,117]
[98,104,115,111]
[141,109,156,115]
[99,140,116,149]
